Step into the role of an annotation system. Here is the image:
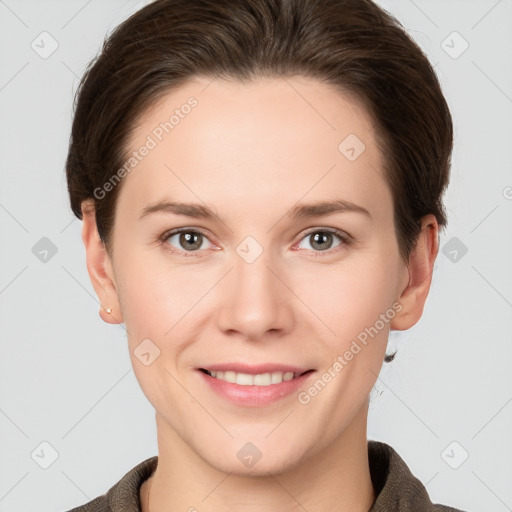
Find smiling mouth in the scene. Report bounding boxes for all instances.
[199,368,314,386]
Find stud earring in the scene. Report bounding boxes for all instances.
[106,307,112,314]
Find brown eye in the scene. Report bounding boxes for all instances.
[165,230,212,252]
[179,232,202,250]
[309,232,335,251]
[296,229,347,253]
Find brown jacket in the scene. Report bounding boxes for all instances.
[66,441,467,511]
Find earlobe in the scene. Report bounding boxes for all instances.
[390,214,439,331]
[80,199,124,325]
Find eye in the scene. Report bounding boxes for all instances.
[159,227,350,257]
[162,228,214,254]
[296,228,349,254]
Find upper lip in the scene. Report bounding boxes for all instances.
[199,363,313,375]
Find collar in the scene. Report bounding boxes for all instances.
[96,441,461,511]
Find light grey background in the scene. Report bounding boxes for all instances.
[0,1,511,511]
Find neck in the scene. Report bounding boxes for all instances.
[141,403,375,512]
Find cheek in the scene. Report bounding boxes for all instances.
[114,249,189,330]
[296,258,397,343]
[115,232,400,349]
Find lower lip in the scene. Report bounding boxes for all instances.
[197,370,315,407]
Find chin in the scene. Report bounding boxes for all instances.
[200,439,306,477]
[213,456,299,478]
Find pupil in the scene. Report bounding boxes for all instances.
[311,232,332,251]
[180,232,201,250]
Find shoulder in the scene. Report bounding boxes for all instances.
[64,456,158,512]
[368,440,468,512]
[66,495,107,512]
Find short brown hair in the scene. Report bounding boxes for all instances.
[66,0,453,264]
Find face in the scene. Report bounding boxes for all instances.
[87,75,424,476]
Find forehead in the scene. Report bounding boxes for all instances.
[118,75,391,221]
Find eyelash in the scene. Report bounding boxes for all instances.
[158,227,352,258]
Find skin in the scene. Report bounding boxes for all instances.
[81,75,439,512]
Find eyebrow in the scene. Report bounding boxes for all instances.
[139,199,371,221]
[288,200,371,220]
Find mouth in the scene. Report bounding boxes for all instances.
[198,368,315,386]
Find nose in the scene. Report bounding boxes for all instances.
[215,247,295,341]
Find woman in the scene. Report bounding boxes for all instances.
[65,0,465,510]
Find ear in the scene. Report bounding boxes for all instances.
[80,199,124,325]
[390,214,439,331]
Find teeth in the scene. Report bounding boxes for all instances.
[209,370,296,386]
